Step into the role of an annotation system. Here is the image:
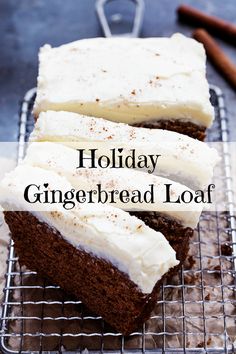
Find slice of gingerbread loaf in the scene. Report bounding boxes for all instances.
[0,164,185,335]
[23,141,203,231]
[22,141,202,262]
[30,111,219,189]
[33,34,214,140]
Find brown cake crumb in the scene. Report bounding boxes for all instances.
[197,342,204,348]
[213,265,221,278]
[221,243,232,256]
[184,273,198,285]
[207,338,212,345]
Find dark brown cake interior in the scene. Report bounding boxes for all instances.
[131,211,194,245]
[133,119,206,141]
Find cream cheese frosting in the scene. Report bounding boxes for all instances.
[33,34,214,127]
[30,111,220,189]
[23,142,203,228]
[0,165,179,294]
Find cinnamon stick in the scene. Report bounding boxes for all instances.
[193,29,236,90]
[178,5,236,44]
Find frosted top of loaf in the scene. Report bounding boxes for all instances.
[33,34,214,127]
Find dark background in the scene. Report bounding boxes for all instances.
[0,0,235,141]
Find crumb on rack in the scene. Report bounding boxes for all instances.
[221,243,232,256]
[207,338,212,346]
[197,342,204,348]
[213,265,221,278]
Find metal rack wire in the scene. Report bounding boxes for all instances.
[0,86,235,353]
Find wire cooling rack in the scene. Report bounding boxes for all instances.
[0,86,236,354]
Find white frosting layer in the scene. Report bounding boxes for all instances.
[33,34,214,127]
[0,165,179,294]
[30,111,220,189]
[23,142,203,228]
